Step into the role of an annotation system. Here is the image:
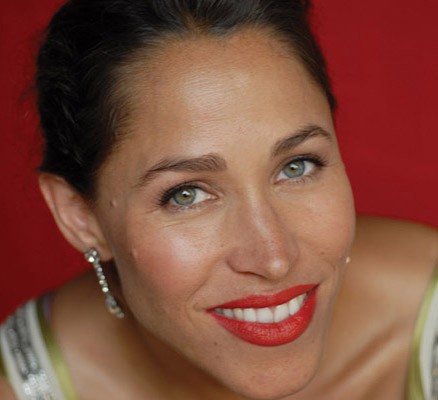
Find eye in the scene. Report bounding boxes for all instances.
[276,157,323,182]
[171,187,197,206]
[282,160,307,178]
[164,185,213,207]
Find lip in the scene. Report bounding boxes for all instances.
[211,284,315,309]
[208,285,318,346]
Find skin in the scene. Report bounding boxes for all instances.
[96,31,355,398]
[69,30,355,398]
[102,30,354,398]
[1,30,437,399]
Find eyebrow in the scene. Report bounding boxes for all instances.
[272,125,332,158]
[135,153,227,188]
[134,124,331,189]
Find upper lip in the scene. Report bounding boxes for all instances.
[210,284,317,309]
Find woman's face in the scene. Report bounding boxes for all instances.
[94,30,355,398]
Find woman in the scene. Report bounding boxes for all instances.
[0,0,437,399]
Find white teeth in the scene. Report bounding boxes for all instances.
[243,308,257,322]
[288,297,300,315]
[215,292,308,323]
[274,303,290,322]
[233,308,243,320]
[256,307,274,323]
[288,294,305,315]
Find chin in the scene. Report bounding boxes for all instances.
[223,364,318,400]
[199,339,322,400]
[201,304,327,399]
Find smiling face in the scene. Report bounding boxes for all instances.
[92,30,355,398]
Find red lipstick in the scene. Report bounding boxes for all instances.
[209,285,317,346]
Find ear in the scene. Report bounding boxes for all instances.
[39,173,113,261]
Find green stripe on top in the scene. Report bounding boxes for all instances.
[0,336,6,379]
[37,296,79,400]
[407,265,438,400]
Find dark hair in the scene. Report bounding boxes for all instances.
[37,0,335,198]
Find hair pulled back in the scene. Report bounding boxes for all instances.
[37,0,335,198]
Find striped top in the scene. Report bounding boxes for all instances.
[0,297,77,400]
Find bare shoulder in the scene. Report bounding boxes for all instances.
[354,215,438,257]
[352,215,438,293]
[319,216,438,398]
[346,215,438,320]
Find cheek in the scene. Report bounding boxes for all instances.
[113,214,222,315]
[292,173,356,261]
[110,169,354,321]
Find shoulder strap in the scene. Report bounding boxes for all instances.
[407,266,438,400]
[0,300,73,400]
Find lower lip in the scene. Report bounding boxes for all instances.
[209,288,317,347]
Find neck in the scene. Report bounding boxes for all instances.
[123,319,247,400]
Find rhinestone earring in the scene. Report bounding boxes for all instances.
[84,248,125,319]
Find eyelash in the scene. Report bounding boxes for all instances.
[157,154,327,209]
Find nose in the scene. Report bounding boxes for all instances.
[226,194,299,281]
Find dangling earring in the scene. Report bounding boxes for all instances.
[346,256,351,265]
[84,248,125,319]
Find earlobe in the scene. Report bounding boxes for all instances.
[38,173,113,261]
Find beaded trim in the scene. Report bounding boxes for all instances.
[2,306,55,399]
[432,336,438,399]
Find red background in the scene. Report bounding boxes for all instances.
[1,0,437,321]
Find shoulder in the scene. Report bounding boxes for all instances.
[346,215,438,321]
[351,216,438,299]
[325,216,437,336]
[319,216,438,397]
[354,215,438,262]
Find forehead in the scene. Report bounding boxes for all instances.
[98,29,333,192]
[117,29,330,142]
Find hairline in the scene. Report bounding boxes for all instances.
[91,25,332,201]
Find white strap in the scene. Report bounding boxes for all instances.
[0,301,67,400]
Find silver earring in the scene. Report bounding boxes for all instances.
[84,248,125,319]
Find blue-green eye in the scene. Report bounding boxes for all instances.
[282,160,306,178]
[171,187,198,206]
[277,158,320,182]
[163,185,213,208]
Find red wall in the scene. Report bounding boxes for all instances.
[1,0,437,320]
